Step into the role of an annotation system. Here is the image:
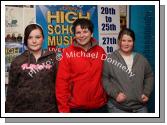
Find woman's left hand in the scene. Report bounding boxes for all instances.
[141,94,149,103]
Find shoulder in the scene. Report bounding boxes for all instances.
[107,50,119,58]
[94,45,105,54]
[61,45,74,55]
[11,50,29,65]
[64,45,73,51]
[43,50,56,57]
[135,52,147,61]
[134,52,151,65]
[95,45,104,50]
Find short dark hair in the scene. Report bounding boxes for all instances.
[72,18,94,34]
[24,24,44,46]
[118,28,135,43]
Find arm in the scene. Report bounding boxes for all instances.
[5,61,19,112]
[102,59,122,100]
[143,59,154,98]
[56,51,71,113]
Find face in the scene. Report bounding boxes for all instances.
[27,29,43,52]
[119,34,134,54]
[75,25,92,48]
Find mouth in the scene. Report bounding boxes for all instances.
[31,45,39,47]
[77,38,87,42]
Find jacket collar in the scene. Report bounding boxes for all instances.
[26,49,54,58]
[114,49,138,68]
[23,49,55,65]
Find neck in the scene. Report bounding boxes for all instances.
[30,49,42,61]
[80,42,92,51]
[119,50,132,56]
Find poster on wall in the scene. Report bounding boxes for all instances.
[36,5,121,54]
[5,6,35,84]
[98,5,120,53]
[36,5,99,53]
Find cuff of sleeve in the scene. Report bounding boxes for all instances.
[110,88,120,99]
[143,91,151,98]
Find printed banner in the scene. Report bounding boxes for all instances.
[5,6,35,84]
[98,5,120,53]
[36,5,98,52]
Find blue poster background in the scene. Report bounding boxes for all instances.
[36,5,98,50]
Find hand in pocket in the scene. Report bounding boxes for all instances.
[116,92,127,103]
[141,94,149,103]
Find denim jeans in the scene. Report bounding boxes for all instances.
[108,102,148,113]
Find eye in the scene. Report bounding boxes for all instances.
[28,36,32,39]
[35,36,41,39]
[83,31,88,34]
[75,31,81,35]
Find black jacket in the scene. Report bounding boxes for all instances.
[6,50,58,113]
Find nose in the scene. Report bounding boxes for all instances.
[32,37,37,43]
[80,32,84,38]
[124,41,129,45]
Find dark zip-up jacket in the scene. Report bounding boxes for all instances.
[6,50,58,113]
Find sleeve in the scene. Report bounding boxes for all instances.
[55,50,71,113]
[102,58,121,99]
[52,52,59,82]
[5,60,19,112]
[143,58,154,97]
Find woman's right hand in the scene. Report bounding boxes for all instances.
[116,92,127,103]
